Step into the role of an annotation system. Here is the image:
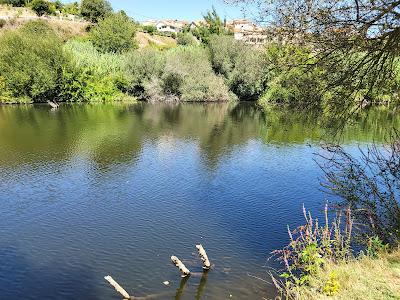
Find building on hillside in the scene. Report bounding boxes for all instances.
[142,20,188,34]
[226,19,269,45]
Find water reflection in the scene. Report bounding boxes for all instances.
[0,103,397,171]
[0,103,398,300]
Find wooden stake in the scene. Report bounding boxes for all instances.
[104,275,131,299]
[171,256,191,277]
[196,244,211,270]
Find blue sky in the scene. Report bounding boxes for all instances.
[102,0,247,21]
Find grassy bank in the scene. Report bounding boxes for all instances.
[291,249,400,300]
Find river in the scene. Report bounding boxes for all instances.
[0,103,398,299]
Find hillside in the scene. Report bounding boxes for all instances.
[0,5,88,39]
[136,31,177,49]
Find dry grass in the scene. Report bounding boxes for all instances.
[0,5,89,40]
[294,249,400,300]
[136,31,177,49]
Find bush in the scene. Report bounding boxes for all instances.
[0,21,67,103]
[0,19,6,28]
[125,48,166,97]
[142,25,157,35]
[30,0,53,16]
[61,40,128,102]
[0,0,25,6]
[89,12,138,53]
[81,0,112,23]
[156,46,233,102]
[209,35,268,100]
[176,32,196,46]
[125,46,233,102]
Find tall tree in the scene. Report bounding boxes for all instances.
[227,0,400,119]
[81,0,112,23]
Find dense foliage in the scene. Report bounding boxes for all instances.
[191,7,230,44]
[81,0,112,22]
[30,0,52,16]
[89,12,138,53]
[62,40,129,102]
[126,46,233,102]
[0,21,67,103]
[209,35,268,100]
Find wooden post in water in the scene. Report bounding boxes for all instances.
[47,101,59,109]
[196,244,211,270]
[104,275,131,299]
[171,256,191,277]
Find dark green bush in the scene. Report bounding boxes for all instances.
[81,0,112,23]
[89,12,138,53]
[0,21,67,103]
[0,0,25,6]
[30,0,53,16]
[0,19,6,28]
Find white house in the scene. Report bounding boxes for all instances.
[227,19,269,45]
[155,20,187,34]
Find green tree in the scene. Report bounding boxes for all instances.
[0,0,25,6]
[89,12,138,53]
[81,0,112,23]
[192,7,228,44]
[30,0,53,16]
[142,25,157,35]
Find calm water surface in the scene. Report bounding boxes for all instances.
[0,103,398,300]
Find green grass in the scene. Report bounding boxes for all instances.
[291,249,400,300]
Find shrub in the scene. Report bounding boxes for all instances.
[125,46,233,102]
[61,40,128,102]
[0,19,6,28]
[209,35,268,100]
[0,21,67,103]
[89,12,138,53]
[0,76,14,103]
[30,0,53,16]
[176,32,196,46]
[0,0,25,6]
[142,25,157,35]
[158,46,233,102]
[81,0,112,23]
[125,48,166,97]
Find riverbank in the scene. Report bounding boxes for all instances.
[288,249,400,300]
[1,14,399,113]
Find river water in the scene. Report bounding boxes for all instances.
[0,103,398,299]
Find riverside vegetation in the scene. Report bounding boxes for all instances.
[1,1,400,299]
[1,1,400,113]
